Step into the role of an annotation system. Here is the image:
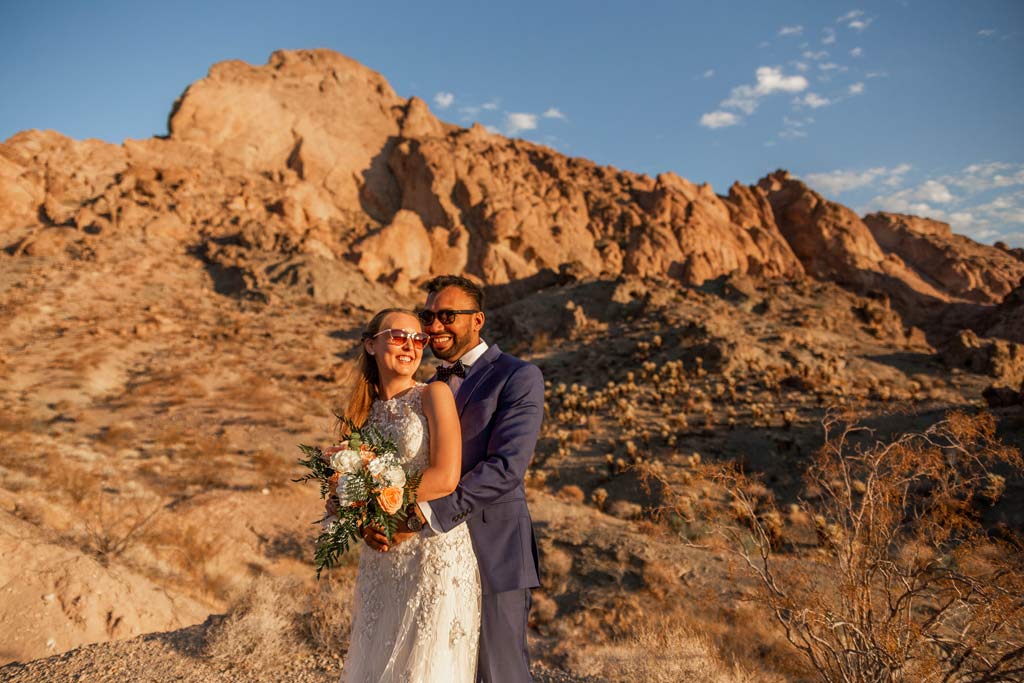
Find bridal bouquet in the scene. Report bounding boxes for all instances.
[295,423,421,577]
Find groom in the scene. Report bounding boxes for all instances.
[364,274,544,683]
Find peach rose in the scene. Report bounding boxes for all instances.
[377,487,404,515]
[327,472,341,491]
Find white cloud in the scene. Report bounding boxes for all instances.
[978,29,996,37]
[861,167,1024,246]
[727,66,809,110]
[914,180,956,203]
[792,61,810,72]
[505,112,538,135]
[850,47,863,57]
[753,66,810,94]
[779,25,803,37]
[803,165,912,195]
[848,82,865,95]
[837,10,873,31]
[940,162,1024,193]
[800,92,832,108]
[803,50,829,60]
[866,71,889,79]
[543,107,567,120]
[700,111,741,129]
[482,101,498,111]
[882,164,913,186]
[779,117,811,139]
[703,69,715,78]
[433,92,455,109]
[818,62,847,72]
[822,28,836,45]
[459,105,480,116]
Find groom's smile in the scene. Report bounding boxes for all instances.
[428,333,454,354]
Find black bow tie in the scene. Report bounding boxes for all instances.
[435,360,467,383]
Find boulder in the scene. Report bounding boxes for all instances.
[941,329,1024,385]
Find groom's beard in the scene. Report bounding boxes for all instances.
[429,331,472,361]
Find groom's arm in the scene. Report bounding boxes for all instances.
[426,362,544,533]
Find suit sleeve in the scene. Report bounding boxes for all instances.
[428,363,544,533]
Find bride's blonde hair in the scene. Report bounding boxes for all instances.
[336,308,417,435]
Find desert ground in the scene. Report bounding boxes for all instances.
[1,49,1022,682]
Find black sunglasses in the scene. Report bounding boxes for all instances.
[417,309,480,325]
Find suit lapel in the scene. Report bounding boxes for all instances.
[455,345,501,415]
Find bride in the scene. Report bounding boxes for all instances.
[335,307,481,682]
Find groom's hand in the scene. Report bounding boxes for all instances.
[362,524,390,552]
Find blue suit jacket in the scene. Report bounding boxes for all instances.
[427,344,544,595]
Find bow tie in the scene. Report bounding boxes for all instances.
[435,360,468,383]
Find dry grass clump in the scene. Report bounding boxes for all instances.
[205,572,357,666]
[563,612,778,683]
[302,570,357,652]
[205,575,306,665]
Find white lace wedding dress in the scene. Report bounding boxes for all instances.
[342,384,481,683]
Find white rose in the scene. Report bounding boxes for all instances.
[386,466,406,489]
[330,450,362,474]
[367,457,389,479]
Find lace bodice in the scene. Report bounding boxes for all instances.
[366,384,429,473]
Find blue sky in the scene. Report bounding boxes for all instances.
[3,1,1022,246]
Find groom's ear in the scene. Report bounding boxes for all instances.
[472,311,485,332]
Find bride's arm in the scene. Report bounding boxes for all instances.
[416,382,462,502]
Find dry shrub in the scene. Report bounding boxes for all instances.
[720,410,1024,683]
[540,544,574,587]
[50,464,102,505]
[81,490,163,566]
[565,612,774,683]
[149,519,227,598]
[557,484,585,503]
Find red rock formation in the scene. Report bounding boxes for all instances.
[863,212,1024,304]
[758,171,950,311]
[0,49,1017,316]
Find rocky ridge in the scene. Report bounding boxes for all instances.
[3,48,1021,324]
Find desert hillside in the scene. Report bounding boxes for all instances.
[1,49,1021,683]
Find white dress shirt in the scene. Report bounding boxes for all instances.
[417,339,488,533]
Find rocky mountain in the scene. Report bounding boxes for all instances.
[3,48,1021,321]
